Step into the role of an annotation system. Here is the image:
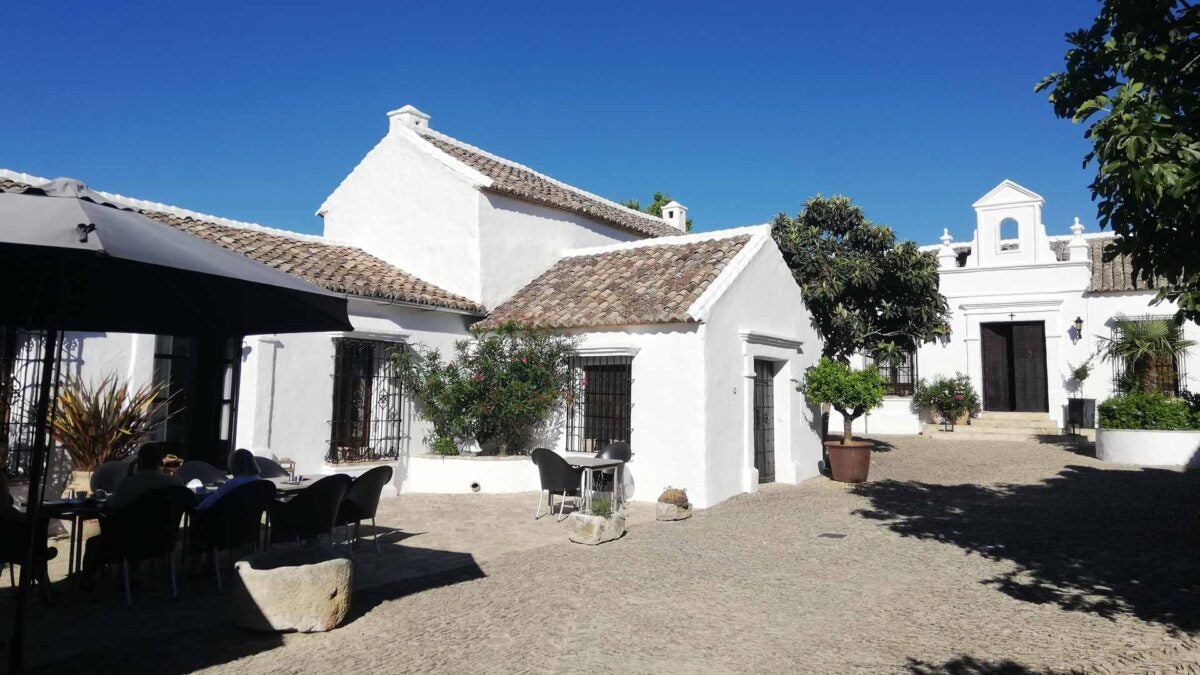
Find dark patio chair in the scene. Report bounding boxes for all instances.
[254,456,289,479]
[177,460,228,487]
[90,460,130,496]
[335,466,394,556]
[100,485,194,606]
[592,441,632,498]
[531,448,583,521]
[269,474,351,548]
[0,514,57,601]
[190,479,276,592]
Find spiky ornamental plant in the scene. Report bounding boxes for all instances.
[1098,317,1195,393]
[51,374,173,471]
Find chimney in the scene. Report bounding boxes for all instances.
[661,200,688,232]
[387,105,431,134]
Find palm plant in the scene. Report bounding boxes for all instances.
[1098,318,1195,393]
[51,374,173,471]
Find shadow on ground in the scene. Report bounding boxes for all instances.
[906,655,1078,674]
[851,465,1200,633]
[12,528,483,675]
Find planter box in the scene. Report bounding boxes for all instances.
[656,503,692,521]
[398,454,539,495]
[1096,428,1200,467]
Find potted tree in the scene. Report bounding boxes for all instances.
[803,358,886,482]
[771,196,950,439]
[1066,355,1097,433]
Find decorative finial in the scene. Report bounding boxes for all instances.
[1070,217,1084,236]
[939,228,953,246]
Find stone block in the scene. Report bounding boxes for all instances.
[232,549,352,633]
[656,503,692,521]
[567,513,626,545]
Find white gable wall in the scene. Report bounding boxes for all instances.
[319,130,485,303]
[477,192,641,310]
[701,241,822,506]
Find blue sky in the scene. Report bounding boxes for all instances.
[3,1,1101,243]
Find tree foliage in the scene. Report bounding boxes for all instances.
[624,191,693,231]
[394,322,578,455]
[803,357,887,443]
[771,195,949,362]
[1037,0,1200,322]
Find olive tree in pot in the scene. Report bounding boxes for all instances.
[803,358,886,483]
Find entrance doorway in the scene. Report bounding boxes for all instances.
[980,321,1048,412]
[753,359,775,483]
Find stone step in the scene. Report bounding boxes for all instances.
[969,417,1058,429]
[976,412,1055,422]
[922,423,1062,441]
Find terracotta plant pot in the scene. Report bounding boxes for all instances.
[824,440,872,483]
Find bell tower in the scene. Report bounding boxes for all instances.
[966,180,1055,268]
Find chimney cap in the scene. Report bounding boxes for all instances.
[387,105,431,132]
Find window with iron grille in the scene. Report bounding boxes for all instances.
[872,351,917,397]
[0,327,56,478]
[329,338,405,463]
[1111,316,1187,395]
[565,355,633,454]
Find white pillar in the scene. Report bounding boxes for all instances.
[937,228,958,270]
[1068,217,1089,262]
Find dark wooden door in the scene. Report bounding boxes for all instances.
[981,321,1048,412]
[753,359,775,483]
[1011,322,1048,412]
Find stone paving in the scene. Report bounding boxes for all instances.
[10,436,1200,673]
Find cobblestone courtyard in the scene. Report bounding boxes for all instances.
[14,436,1200,673]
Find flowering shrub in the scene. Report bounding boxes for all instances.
[394,322,577,455]
[913,374,981,423]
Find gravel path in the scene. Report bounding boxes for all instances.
[23,436,1200,673]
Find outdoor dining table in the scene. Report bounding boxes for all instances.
[563,456,625,514]
[38,476,316,581]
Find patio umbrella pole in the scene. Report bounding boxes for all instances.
[7,324,58,674]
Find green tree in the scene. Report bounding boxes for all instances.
[803,358,887,443]
[624,191,693,232]
[1036,0,1200,322]
[771,195,949,362]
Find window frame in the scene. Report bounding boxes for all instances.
[872,350,917,397]
[565,354,633,454]
[328,337,406,464]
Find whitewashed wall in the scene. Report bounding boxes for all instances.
[701,241,822,507]
[477,192,639,310]
[318,127,485,303]
[545,325,708,506]
[235,298,474,481]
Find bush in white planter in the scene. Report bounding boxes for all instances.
[1096,391,1200,466]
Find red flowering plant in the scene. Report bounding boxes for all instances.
[913,373,981,425]
[394,322,577,455]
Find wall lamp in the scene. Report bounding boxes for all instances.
[1071,317,1084,343]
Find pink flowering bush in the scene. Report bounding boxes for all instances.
[913,373,981,424]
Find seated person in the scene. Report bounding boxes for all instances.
[106,442,182,509]
[195,449,262,511]
[80,442,182,582]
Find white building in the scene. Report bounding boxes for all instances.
[833,179,1200,438]
[0,105,821,509]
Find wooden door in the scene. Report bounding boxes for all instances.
[980,321,1047,412]
[981,323,1012,412]
[1011,322,1048,412]
[753,360,775,483]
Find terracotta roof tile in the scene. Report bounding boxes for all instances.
[481,235,751,330]
[0,176,482,313]
[418,133,680,239]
